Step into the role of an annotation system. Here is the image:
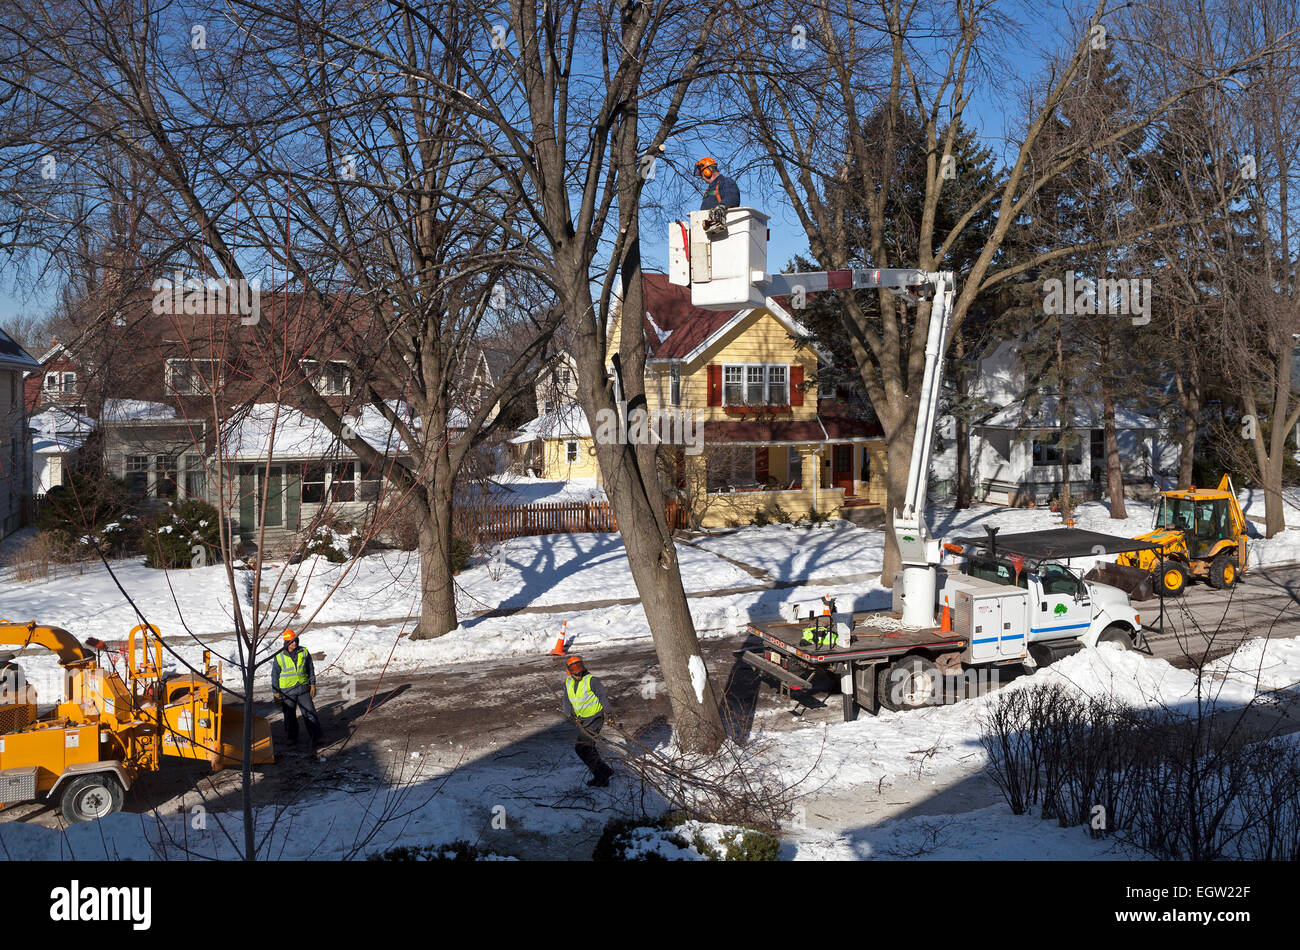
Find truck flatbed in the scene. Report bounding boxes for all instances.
[746,614,968,665]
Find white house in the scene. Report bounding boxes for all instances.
[933,339,1179,506]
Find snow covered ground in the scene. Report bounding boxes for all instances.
[3,498,1300,860]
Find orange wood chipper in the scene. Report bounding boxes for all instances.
[0,620,273,822]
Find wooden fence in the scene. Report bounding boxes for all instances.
[453,499,690,540]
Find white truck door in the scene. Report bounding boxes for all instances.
[1029,563,1093,643]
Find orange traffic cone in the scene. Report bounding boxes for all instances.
[940,597,951,633]
[548,620,568,656]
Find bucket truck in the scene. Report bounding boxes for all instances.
[670,207,1144,718]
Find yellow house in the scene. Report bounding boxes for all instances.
[609,274,886,527]
[508,403,600,481]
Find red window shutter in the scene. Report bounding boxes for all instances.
[790,365,804,406]
[755,447,769,482]
[707,363,721,406]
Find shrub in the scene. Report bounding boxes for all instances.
[305,524,359,563]
[35,474,128,544]
[450,536,473,574]
[375,496,420,551]
[368,840,488,861]
[142,498,222,569]
[592,812,778,861]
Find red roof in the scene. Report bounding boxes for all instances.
[641,273,739,360]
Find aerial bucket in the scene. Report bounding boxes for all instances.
[1084,562,1155,602]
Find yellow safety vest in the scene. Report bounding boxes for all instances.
[276,649,310,690]
[566,674,603,718]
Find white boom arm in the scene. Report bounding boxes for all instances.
[670,207,956,626]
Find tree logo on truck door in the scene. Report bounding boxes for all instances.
[1054,603,1068,615]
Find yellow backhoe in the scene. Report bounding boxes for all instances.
[0,620,273,822]
[1115,476,1249,597]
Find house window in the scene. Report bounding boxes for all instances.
[62,372,76,393]
[669,364,681,407]
[722,364,789,406]
[788,447,803,488]
[332,461,356,502]
[706,445,757,491]
[1091,428,1105,460]
[44,373,59,392]
[125,455,149,494]
[359,459,384,501]
[566,441,579,463]
[302,462,328,504]
[184,455,206,499]
[166,359,224,395]
[768,366,788,405]
[723,366,744,405]
[1032,437,1083,467]
[301,359,351,396]
[156,456,178,499]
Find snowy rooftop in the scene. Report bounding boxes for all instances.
[509,403,591,443]
[30,406,94,435]
[102,399,179,422]
[220,402,415,460]
[982,396,1160,431]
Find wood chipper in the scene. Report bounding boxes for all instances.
[0,620,273,822]
[1113,476,1249,597]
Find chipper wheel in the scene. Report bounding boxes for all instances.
[1208,555,1239,590]
[1157,562,1189,598]
[59,773,126,823]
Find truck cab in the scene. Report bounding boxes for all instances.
[943,551,1142,663]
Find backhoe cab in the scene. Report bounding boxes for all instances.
[0,620,273,823]
[1116,476,1248,597]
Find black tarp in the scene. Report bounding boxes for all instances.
[952,528,1164,562]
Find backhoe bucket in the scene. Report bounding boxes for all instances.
[211,705,274,771]
[1085,562,1155,602]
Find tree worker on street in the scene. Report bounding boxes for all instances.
[272,629,324,750]
[695,156,741,236]
[561,654,614,787]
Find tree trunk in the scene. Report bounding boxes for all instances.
[881,430,915,584]
[1099,337,1127,518]
[1175,357,1199,489]
[955,330,972,509]
[411,477,458,640]
[1056,319,1072,520]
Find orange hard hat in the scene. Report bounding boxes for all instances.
[565,654,585,673]
[694,156,718,178]
[282,629,297,643]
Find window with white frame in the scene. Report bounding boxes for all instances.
[566,440,579,463]
[166,359,224,395]
[124,455,149,495]
[300,359,351,396]
[669,364,682,407]
[722,364,789,406]
[184,455,206,499]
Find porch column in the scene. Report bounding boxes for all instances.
[802,447,820,512]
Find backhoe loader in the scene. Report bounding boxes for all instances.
[0,620,273,822]
[1115,476,1249,597]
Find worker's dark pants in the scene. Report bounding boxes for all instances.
[574,714,613,782]
[280,688,324,745]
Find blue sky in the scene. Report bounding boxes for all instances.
[0,1,1076,328]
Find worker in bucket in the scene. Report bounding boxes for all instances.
[695,156,740,237]
[272,629,324,750]
[561,654,614,787]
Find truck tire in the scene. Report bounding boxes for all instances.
[879,656,941,712]
[1156,562,1189,598]
[1208,555,1238,590]
[1097,625,1133,650]
[59,773,125,823]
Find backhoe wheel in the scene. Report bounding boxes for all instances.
[1157,562,1189,598]
[1208,555,1238,590]
[879,656,941,712]
[59,773,125,823]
